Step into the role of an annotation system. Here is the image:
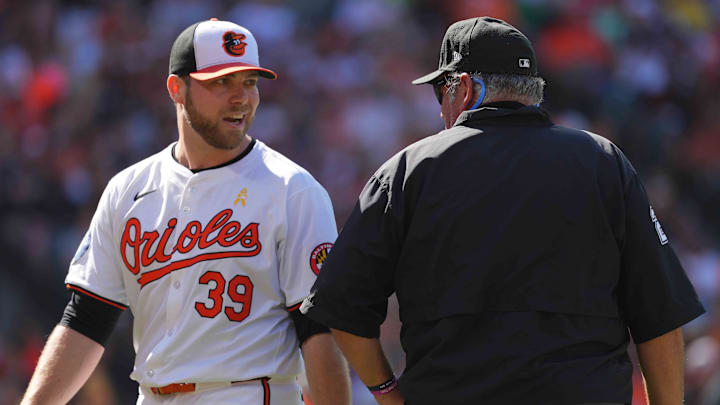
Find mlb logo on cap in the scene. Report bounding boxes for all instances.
[169,18,277,80]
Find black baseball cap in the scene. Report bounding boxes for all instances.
[412,17,537,85]
[169,18,277,80]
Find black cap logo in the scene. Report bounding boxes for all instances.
[222,31,248,57]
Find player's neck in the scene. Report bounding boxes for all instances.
[175,127,251,171]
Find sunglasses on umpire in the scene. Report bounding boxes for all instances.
[432,76,486,107]
[432,76,450,105]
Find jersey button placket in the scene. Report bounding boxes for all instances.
[182,180,195,213]
[165,179,194,336]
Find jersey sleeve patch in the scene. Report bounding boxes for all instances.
[309,243,333,275]
[66,284,128,311]
[72,231,91,264]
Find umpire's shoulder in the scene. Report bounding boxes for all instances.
[546,125,618,156]
[574,128,634,168]
[552,125,638,186]
[372,125,479,183]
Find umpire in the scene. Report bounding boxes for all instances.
[303,16,705,405]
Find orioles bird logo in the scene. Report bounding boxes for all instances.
[223,31,248,56]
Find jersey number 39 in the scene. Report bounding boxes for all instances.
[195,271,253,322]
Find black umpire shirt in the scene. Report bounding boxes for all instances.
[305,102,705,405]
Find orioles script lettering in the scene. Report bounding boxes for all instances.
[120,209,261,288]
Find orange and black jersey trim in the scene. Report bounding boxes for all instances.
[60,284,126,346]
[261,377,271,405]
[66,284,128,310]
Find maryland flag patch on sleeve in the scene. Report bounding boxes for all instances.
[309,243,333,275]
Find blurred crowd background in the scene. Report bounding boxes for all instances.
[1,0,719,403]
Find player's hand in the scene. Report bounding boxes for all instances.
[374,388,405,405]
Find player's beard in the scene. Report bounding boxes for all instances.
[183,87,254,150]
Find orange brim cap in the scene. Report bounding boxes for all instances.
[189,62,277,80]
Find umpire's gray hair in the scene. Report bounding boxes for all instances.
[447,72,545,106]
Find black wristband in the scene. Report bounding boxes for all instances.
[367,375,396,391]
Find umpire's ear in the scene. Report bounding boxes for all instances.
[167,74,187,105]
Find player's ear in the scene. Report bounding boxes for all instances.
[167,75,186,105]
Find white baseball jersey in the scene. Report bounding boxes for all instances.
[66,139,337,387]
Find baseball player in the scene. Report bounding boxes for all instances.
[21,19,351,405]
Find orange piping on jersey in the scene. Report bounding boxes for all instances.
[262,377,270,405]
[66,284,128,310]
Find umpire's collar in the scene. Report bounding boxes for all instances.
[454,101,553,127]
